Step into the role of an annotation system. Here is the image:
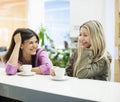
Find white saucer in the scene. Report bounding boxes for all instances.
[17,72,36,76]
[51,76,69,81]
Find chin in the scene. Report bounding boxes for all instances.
[31,52,36,55]
[86,46,90,48]
[82,46,90,49]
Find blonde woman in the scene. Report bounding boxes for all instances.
[51,20,112,81]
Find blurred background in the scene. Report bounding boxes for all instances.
[0,0,119,82]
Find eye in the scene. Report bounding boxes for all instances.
[84,34,88,37]
[84,33,89,37]
[29,41,33,44]
[35,40,38,43]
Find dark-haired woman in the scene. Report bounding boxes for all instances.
[3,28,53,75]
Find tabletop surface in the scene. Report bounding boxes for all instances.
[0,68,120,102]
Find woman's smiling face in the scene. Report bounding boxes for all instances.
[20,36,39,55]
[79,27,91,48]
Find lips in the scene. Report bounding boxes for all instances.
[81,42,87,45]
[30,49,37,52]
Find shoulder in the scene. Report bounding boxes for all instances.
[70,49,77,58]
[107,51,112,62]
[97,51,112,64]
[37,48,46,53]
[36,48,48,56]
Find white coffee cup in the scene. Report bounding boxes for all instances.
[22,64,32,74]
[54,67,65,78]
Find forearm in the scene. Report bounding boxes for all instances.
[66,51,77,76]
[8,44,20,65]
[76,48,93,78]
[5,62,18,75]
[66,63,74,76]
[36,49,53,75]
[76,48,105,79]
[31,67,42,74]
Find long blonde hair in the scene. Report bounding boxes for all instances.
[73,20,111,80]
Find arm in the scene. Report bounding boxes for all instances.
[32,49,53,75]
[76,48,110,79]
[65,50,77,76]
[31,67,43,74]
[6,33,21,75]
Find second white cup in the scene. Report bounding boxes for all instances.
[22,64,32,74]
[54,67,65,78]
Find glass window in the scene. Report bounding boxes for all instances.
[44,0,70,49]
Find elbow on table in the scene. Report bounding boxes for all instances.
[76,71,89,79]
[5,67,17,75]
[40,64,53,75]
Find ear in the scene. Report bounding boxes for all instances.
[20,44,23,49]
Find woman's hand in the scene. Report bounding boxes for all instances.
[18,63,23,72]
[14,33,21,45]
[50,66,56,76]
[7,33,22,67]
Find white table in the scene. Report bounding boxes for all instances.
[0,68,120,102]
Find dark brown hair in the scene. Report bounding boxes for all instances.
[3,28,39,67]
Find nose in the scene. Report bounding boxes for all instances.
[33,43,38,48]
[79,35,84,42]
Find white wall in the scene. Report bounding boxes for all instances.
[70,0,105,37]
[27,0,44,32]
[104,0,115,81]
[70,0,115,81]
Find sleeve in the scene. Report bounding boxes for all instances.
[5,62,18,75]
[65,50,77,76]
[76,48,108,79]
[37,49,53,75]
